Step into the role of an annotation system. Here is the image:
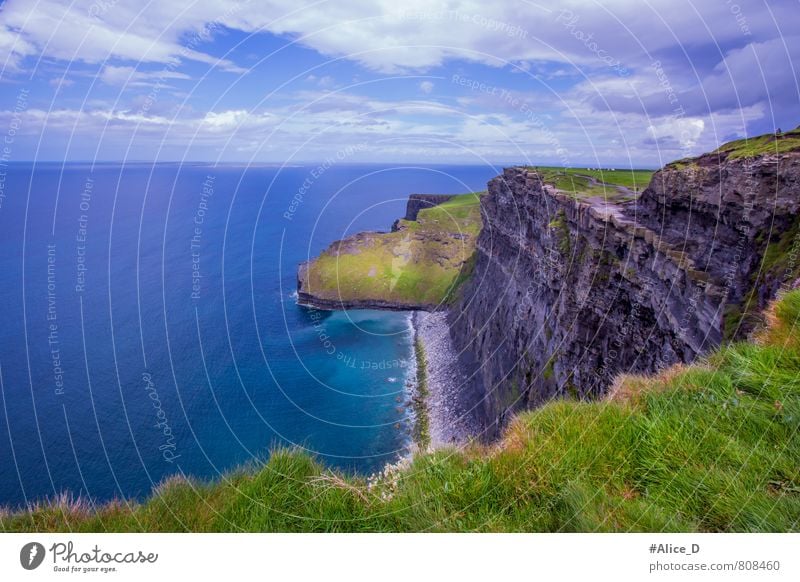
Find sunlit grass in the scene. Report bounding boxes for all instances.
[304,192,482,306]
[713,128,800,159]
[527,166,655,200]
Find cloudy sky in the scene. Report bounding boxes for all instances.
[0,0,797,166]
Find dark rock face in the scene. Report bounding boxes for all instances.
[391,194,455,232]
[403,194,455,221]
[634,152,800,312]
[450,152,800,439]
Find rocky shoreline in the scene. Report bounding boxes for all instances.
[412,310,480,448]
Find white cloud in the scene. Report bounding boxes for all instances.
[48,77,75,89]
[0,0,794,164]
[647,118,705,147]
[305,74,336,88]
[3,0,794,76]
[0,0,247,74]
[100,65,191,87]
[0,94,769,164]
[201,109,275,131]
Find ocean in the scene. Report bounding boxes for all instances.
[0,162,497,508]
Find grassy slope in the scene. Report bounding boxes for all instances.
[5,290,799,533]
[713,128,800,159]
[304,193,482,306]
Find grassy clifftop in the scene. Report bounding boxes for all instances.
[5,289,799,532]
[299,192,482,309]
[713,127,800,159]
[526,166,655,202]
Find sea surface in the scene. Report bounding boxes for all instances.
[0,162,498,508]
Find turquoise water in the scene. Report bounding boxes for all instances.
[0,162,498,507]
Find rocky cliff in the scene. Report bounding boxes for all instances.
[450,145,800,437]
[391,194,456,232]
[298,192,481,310]
[403,194,456,221]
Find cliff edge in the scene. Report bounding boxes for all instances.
[451,130,800,437]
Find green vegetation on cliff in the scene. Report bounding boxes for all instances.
[301,192,482,307]
[713,128,800,159]
[528,167,654,201]
[5,290,799,532]
[724,215,800,341]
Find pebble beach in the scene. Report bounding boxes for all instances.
[413,310,480,448]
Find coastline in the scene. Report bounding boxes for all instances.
[412,310,479,448]
[297,261,441,312]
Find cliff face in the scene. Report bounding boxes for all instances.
[391,194,456,232]
[403,194,455,221]
[450,151,800,437]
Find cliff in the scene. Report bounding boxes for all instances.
[450,138,800,437]
[390,194,456,232]
[298,192,481,310]
[402,194,456,221]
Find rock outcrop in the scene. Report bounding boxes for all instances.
[403,194,455,221]
[450,149,800,438]
[391,194,456,232]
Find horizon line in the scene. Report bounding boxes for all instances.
[1,160,662,170]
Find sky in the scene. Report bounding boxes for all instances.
[0,0,798,166]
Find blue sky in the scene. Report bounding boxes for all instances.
[0,0,798,166]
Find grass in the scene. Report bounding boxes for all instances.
[527,166,655,201]
[548,210,571,255]
[303,192,482,307]
[665,158,699,170]
[713,128,800,159]
[4,289,800,532]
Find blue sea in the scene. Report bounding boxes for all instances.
[0,162,497,508]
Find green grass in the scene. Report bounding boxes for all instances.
[713,128,800,159]
[664,158,699,170]
[527,166,654,201]
[548,210,571,255]
[303,192,482,307]
[5,290,800,532]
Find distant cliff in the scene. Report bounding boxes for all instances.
[403,194,455,221]
[450,133,800,437]
[390,194,456,232]
[298,192,481,310]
